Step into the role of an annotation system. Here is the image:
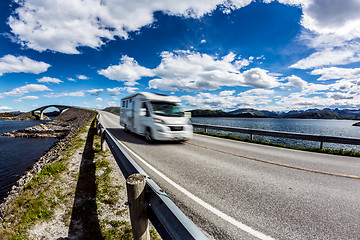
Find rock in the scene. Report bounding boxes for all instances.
[353,122,360,126]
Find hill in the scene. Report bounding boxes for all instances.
[190,108,360,120]
[283,109,360,120]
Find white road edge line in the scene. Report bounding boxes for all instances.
[117,140,275,240]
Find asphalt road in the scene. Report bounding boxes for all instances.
[99,110,360,240]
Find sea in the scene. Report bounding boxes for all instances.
[0,119,56,202]
[191,117,360,152]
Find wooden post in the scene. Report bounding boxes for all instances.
[320,141,324,149]
[100,129,105,151]
[204,127,207,133]
[126,174,149,240]
[250,134,253,140]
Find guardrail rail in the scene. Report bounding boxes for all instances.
[192,123,360,149]
[96,115,208,240]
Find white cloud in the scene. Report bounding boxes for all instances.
[14,96,39,102]
[86,89,104,96]
[43,88,103,98]
[0,84,51,98]
[96,97,103,102]
[37,77,63,84]
[107,87,138,96]
[181,89,274,110]
[67,77,76,82]
[0,106,13,111]
[77,75,89,80]
[99,51,279,91]
[242,68,279,88]
[98,56,154,86]
[285,0,360,69]
[0,55,50,76]
[283,75,309,89]
[310,67,360,81]
[290,45,360,69]
[8,0,255,54]
[147,51,280,91]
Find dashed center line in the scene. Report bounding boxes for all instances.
[185,142,360,180]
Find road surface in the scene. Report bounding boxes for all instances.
[99,110,360,240]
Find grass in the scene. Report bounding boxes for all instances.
[195,131,360,157]
[0,117,95,240]
[0,114,161,239]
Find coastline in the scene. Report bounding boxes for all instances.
[0,108,96,210]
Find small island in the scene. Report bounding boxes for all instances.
[353,122,360,126]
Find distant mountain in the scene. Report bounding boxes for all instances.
[228,108,279,117]
[190,108,360,120]
[103,107,120,115]
[190,109,228,117]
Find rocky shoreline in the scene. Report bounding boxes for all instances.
[0,108,96,217]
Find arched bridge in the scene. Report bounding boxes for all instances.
[31,105,73,120]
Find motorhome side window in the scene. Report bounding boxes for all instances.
[141,102,150,116]
[122,101,125,107]
[126,100,128,108]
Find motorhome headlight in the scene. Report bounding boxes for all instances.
[153,118,165,124]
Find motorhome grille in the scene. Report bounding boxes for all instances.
[170,126,183,131]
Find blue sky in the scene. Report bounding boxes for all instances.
[0,0,360,112]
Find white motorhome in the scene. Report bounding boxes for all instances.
[120,92,193,141]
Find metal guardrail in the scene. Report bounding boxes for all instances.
[96,115,208,240]
[192,123,360,149]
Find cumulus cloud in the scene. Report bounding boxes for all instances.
[96,97,103,102]
[99,51,279,91]
[242,68,279,88]
[0,84,51,98]
[8,0,254,54]
[107,87,138,96]
[0,106,13,111]
[37,77,63,84]
[284,0,360,69]
[146,51,279,91]
[310,67,360,81]
[283,75,309,89]
[0,55,50,76]
[43,88,103,98]
[14,96,39,102]
[86,89,104,96]
[77,75,89,80]
[98,56,154,86]
[181,89,274,110]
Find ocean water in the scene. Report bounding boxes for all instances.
[0,120,56,202]
[191,117,360,151]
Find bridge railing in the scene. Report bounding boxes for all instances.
[95,115,208,240]
[192,123,360,149]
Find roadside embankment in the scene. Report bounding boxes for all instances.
[0,109,161,239]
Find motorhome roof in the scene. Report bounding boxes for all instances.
[122,92,180,103]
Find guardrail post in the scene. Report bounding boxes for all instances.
[320,141,323,149]
[204,127,207,133]
[250,133,253,140]
[126,174,149,240]
[96,119,100,135]
[100,129,105,151]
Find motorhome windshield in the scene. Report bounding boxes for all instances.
[150,101,184,117]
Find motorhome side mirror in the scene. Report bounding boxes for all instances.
[140,108,146,116]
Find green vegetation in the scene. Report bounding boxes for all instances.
[0,118,95,239]
[0,112,15,118]
[195,131,360,157]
